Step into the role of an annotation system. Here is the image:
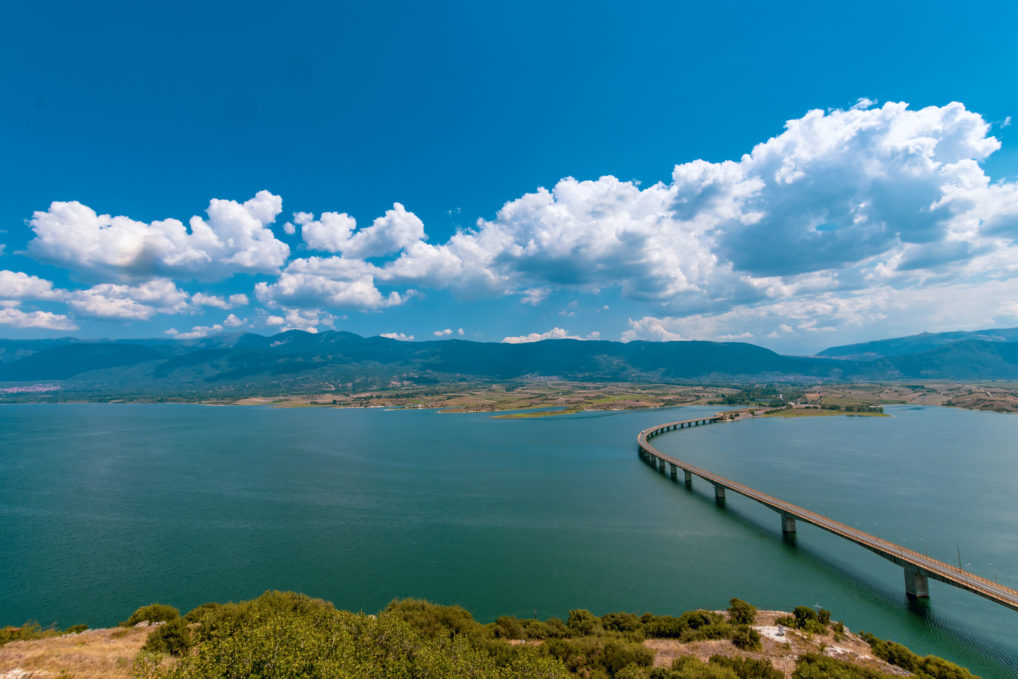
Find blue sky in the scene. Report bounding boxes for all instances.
[2,1,1018,354]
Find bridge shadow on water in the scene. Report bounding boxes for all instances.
[635,451,1018,671]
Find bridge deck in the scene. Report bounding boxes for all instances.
[638,417,1018,613]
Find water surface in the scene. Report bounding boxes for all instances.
[0,404,1015,677]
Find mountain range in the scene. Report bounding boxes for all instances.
[1,327,1017,399]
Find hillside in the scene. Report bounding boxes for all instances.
[0,592,978,679]
[817,327,1018,360]
[2,330,1018,400]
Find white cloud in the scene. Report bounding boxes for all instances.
[300,203,425,257]
[0,305,77,330]
[0,270,62,300]
[380,332,414,341]
[165,323,224,339]
[223,313,245,327]
[301,211,357,252]
[191,292,249,309]
[622,277,1018,354]
[262,307,336,333]
[28,191,289,280]
[520,287,550,305]
[255,271,403,311]
[433,328,453,337]
[66,278,190,320]
[501,327,598,343]
[380,101,1018,321]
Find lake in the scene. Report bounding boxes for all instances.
[0,403,1015,677]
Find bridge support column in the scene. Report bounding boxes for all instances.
[684,470,693,486]
[657,458,666,473]
[904,567,930,598]
[781,514,796,534]
[714,484,726,502]
[669,463,678,480]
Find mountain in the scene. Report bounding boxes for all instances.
[817,327,1018,359]
[1,330,1017,398]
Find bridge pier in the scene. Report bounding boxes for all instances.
[657,458,666,473]
[684,470,693,486]
[714,483,726,502]
[669,462,678,480]
[904,567,930,599]
[781,514,797,534]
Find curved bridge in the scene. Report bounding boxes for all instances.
[637,415,1018,612]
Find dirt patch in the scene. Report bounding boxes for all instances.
[0,625,153,679]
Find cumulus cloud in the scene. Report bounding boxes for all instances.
[223,313,245,327]
[300,203,425,257]
[380,332,414,341]
[0,270,62,300]
[192,292,249,309]
[379,101,1018,320]
[66,278,190,320]
[165,324,224,339]
[501,327,599,343]
[0,305,77,330]
[27,191,289,280]
[263,307,337,333]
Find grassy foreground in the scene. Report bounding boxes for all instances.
[0,592,979,679]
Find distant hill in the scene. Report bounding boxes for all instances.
[817,327,1018,359]
[2,330,1018,398]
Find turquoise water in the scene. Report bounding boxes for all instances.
[0,404,1016,677]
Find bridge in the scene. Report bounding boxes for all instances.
[637,415,1018,612]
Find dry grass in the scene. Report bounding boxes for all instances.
[0,625,153,679]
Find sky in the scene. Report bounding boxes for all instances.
[2,1,1018,355]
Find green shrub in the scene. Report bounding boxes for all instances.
[121,603,179,627]
[730,625,761,651]
[567,609,600,635]
[142,617,191,656]
[542,636,652,677]
[384,598,479,639]
[727,598,757,625]
[710,654,782,679]
[491,615,524,639]
[793,653,898,678]
[642,614,686,638]
[602,611,642,633]
[65,624,88,634]
[859,631,977,679]
[137,592,568,679]
[670,655,740,678]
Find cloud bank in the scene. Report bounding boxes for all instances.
[6,100,1018,346]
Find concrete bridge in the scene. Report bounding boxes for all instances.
[637,415,1018,612]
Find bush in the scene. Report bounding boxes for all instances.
[121,603,179,627]
[642,614,686,638]
[710,655,782,679]
[384,598,479,639]
[491,615,524,639]
[602,611,642,633]
[859,631,977,679]
[793,653,896,678]
[65,624,88,634]
[136,592,568,679]
[567,609,600,635]
[730,625,761,651]
[142,617,191,656]
[727,598,757,625]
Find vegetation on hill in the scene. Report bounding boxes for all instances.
[19,592,963,679]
